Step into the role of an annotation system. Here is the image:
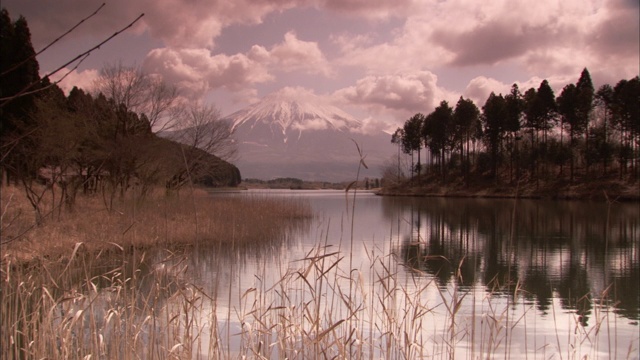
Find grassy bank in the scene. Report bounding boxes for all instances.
[1,185,312,264]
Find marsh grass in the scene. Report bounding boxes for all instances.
[3,241,636,359]
[1,185,638,359]
[1,185,312,263]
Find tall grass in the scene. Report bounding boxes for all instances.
[1,185,312,263]
[1,185,638,359]
[3,242,637,359]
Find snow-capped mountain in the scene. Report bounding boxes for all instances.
[230,87,361,143]
[226,88,394,182]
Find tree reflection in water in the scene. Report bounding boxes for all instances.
[389,197,639,325]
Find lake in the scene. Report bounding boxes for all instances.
[153,189,638,359]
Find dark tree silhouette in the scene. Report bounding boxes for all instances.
[482,93,507,182]
[402,113,424,178]
[424,101,454,181]
[453,97,480,186]
[504,84,524,183]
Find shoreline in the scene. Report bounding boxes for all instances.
[376,180,640,202]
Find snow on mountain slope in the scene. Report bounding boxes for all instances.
[224,87,394,181]
[229,87,362,137]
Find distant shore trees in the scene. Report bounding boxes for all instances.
[393,68,639,187]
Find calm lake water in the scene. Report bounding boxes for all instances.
[155,190,640,358]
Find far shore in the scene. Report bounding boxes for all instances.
[376,178,640,202]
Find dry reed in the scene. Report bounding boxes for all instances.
[1,185,637,359]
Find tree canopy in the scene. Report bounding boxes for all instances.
[391,68,639,189]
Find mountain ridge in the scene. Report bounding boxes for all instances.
[224,88,394,181]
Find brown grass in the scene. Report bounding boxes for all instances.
[1,185,637,359]
[1,184,312,264]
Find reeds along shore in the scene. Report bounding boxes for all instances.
[1,184,312,358]
[1,185,637,359]
[2,240,635,359]
[1,184,312,263]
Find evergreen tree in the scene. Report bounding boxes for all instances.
[524,80,556,182]
[0,9,41,183]
[595,84,615,172]
[611,76,640,178]
[482,92,507,181]
[576,68,594,177]
[504,84,524,183]
[424,101,454,181]
[557,83,579,181]
[402,113,424,178]
[453,96,480,186]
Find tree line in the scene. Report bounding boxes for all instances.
[391,68,639,188]
[1,9,240,223]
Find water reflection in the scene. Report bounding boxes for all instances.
[387,197,640,325]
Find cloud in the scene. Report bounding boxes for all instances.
[334,71,456,121]
[143,48,273,98]
[463,77,511,107]
[4,0,306,49]
[337,0,638,85]
[142,30,333,98]
[6,0,637,124]
[267,31,332,75]
[320,0,414,18]
[432,21,558,67]
[48,68,100,94]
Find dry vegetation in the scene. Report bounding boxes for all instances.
[1,185,637,359]
[1,184,312,264]
[2,240,635,359]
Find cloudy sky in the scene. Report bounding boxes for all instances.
[4,0,639,131]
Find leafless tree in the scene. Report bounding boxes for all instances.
[176,103,237,161]
[92,63,180,132]
[159,103,238,190]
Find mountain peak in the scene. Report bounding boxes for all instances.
[228,87,362,134]
[225,87,395,181]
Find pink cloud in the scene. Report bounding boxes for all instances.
[321,0,414,18]
[334,71,450,116]
[143,48,273,98]
[463,77,511,107]
[48,68,100,94]
[269,31,332,76]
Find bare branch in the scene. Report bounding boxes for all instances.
[0,13,144,107]
[93,63,180,132]
[175,103,237,161]
[0,3,106,77]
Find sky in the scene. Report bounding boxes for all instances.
[4,0,639,132]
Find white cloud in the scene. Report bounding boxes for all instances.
[143,48,273,98]
[334,71,455,118]
[48,68,100,94]
[268,31,332,76]
[320,0,414,18]
[337,0,637,85]
[463,77,511,107]
[6,0,637,122]
[142,30,333,100]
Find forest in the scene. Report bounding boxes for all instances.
[0,9,241,223]
[389,68,639,198]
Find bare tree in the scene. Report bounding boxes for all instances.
[177,103,237,161]
[161,103,238,190]
[92,63,179,132]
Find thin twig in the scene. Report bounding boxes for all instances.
[0,13,144,107]
[0,3,106,77]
